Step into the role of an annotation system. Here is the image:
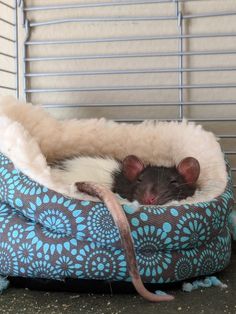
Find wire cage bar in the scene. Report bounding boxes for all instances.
[19,1,236,105]
[22,0,198,12]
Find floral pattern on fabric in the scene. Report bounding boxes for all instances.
[0,153,233,283]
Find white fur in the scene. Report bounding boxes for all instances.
[0,96,227,205]
[52,157,120,188]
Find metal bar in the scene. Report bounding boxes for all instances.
[41,100,236,108]
[25,32,236,46]
[23,19,29,101]
[29,16,177,27]
[190,118,236,122]
[23,0,193,12]
[24,50,236,62]
[0,1,15,9]
[180,101,236,106]
[42,102,177,108]
[19,0,25,26]
[25,84,236,93]
[21,0,231,11]
[0,17,15,26]
[32,114,231,122]
[0,35,16,43]
[0,68,16,74]
[224,152,236,155]
[183,11,236,20]
[0,85,17,90]
[217,135,236,138]
[115,118,236,123]
[28,11,236,28]
[176,1,183,119]
[24,66,236,78]
[0,52,16,59]
[15,0,19,98]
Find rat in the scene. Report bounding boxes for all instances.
[52,155,200,301]
[53,155,200,205]
[74,156,199,301]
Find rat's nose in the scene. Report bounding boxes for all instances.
[143,194,156,205]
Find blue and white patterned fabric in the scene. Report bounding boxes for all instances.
[0,153,234,283]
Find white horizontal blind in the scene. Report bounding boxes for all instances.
[0,0,18,97]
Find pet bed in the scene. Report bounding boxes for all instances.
[0,96,234,285]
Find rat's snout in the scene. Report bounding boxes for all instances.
[142,193,156,205]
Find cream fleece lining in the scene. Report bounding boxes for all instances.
[0,96,227,205]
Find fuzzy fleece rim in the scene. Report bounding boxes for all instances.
[0,96,227,205]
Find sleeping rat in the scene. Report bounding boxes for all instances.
[74,156,200,302]
[52,155,200,302]
[53,155,200,205]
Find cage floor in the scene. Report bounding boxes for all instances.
[0,241,235,314]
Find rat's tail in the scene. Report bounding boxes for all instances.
[76,181,174,302]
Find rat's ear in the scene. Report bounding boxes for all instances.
[122,155,144,181]
[177,157,200,185]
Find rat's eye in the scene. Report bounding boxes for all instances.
[137,177,142,183]
[170,179,178,185]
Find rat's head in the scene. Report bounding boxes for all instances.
[122,155,200,205]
